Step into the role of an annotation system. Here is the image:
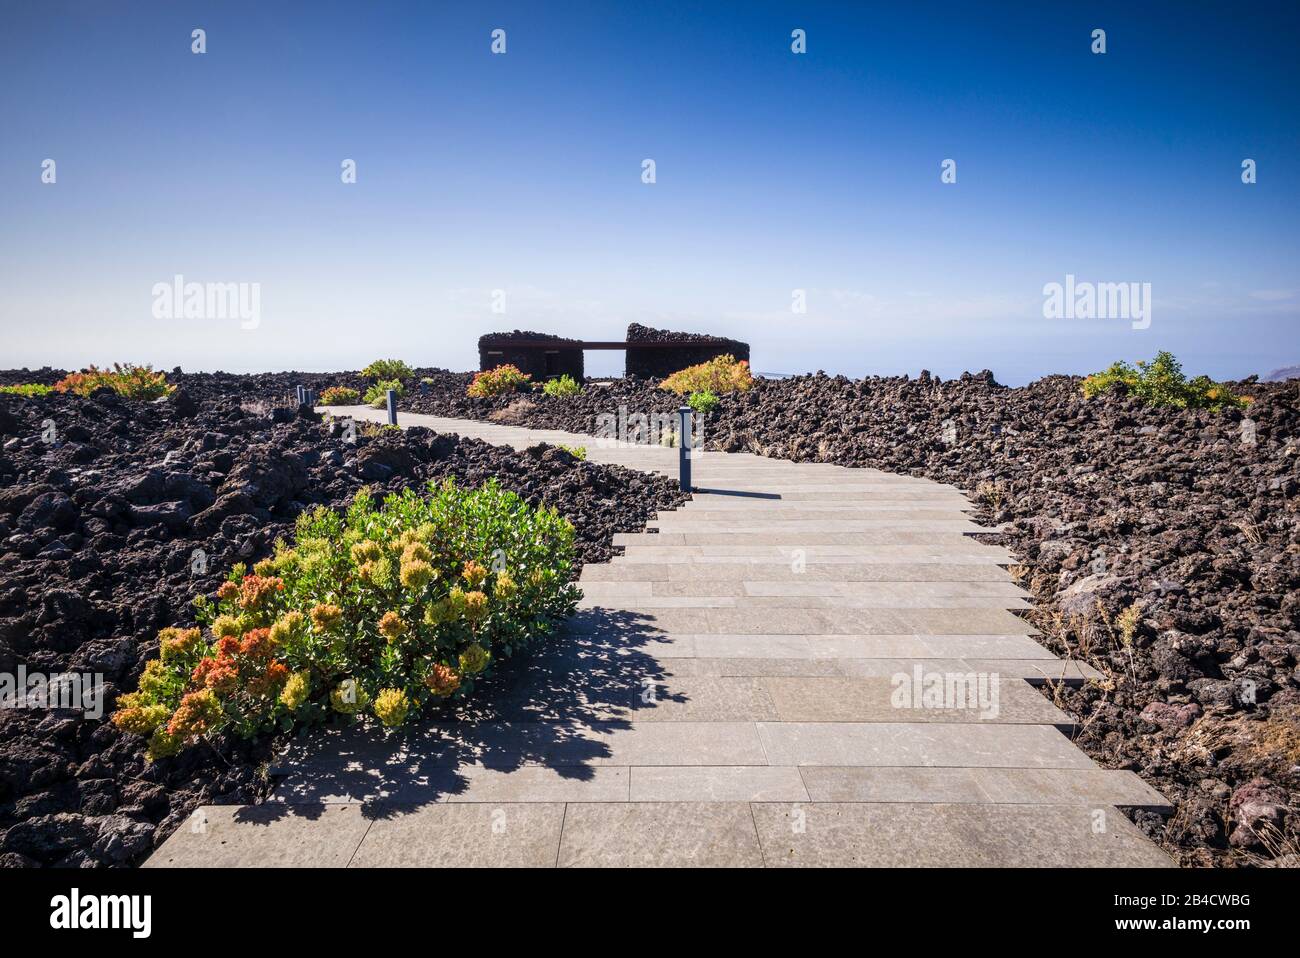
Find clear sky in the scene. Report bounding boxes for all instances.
[2,1,1297,384]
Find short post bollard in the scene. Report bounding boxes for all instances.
[677,405,692,492]
[386,389,398,426]
[295,385,305,407]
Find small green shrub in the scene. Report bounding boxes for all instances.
[542,375,581,398]
[557,444,587,460]
[365,379,404,408]
[660,354,753,395]
[0,383,54,397]
[362,359,413,381]
[468,364,532,398]
[1082,351,1250,411]
[112,480,580,759]
[319,386,361,406]
[687,390,720,415]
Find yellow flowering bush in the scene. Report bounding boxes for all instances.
[1082,351,1250,411]
[660,354,753,395]
[112,479,579,757]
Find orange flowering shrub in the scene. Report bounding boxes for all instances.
[112,480,579,759]
[53,363,174,400]
[467,364,532,398]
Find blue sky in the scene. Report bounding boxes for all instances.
[1,1,1297,383]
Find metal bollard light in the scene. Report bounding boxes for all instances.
[295,385,305,407]
[386,389,398,426]
[677,405,692,491]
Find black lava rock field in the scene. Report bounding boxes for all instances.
[0,373,685,867]
[405,368,1300,867]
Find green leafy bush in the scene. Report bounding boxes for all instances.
[319,386,361,406]
[112,480,580,759]
[362,359,413,381]
[365,379,404,408]
[687,390,720,415]
[660,354,753,395]
[0,383,54,397]
[468,364,532,398]
[542,374,581,398]
[1082,351,1250,411]
[54,364,174,400]
[557,444,587,460]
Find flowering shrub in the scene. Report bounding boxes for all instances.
[112,479,580,759]
[687,390,720,415]
[0,383,54,397]
[364,379,404,408]
[1082,351,1250,411]
[542,374,581,398]
[362,359,413,381]
[319,386,361,405]
[660,354,753,395]
[53,364,174,400]
[468,364,532,398]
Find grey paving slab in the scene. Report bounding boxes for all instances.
[798,766,1170,809]
[969,767,1172,810]
[629,766,810,802]
[349,803,566,868]
[614,531,989,546]
[144,804,371,868]
[755,722,1095,768]
[798,766,990,803]
[568,606,1034,635]
[580,562,1013,582]
[273,764,631,805]
[759,676,1072,725]
[577,594,1029,610]
[557,802,764,867]
[750,803,1174,867]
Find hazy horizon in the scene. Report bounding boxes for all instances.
[2,1,1297,387]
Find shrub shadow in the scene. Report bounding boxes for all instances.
[265,609,684,821]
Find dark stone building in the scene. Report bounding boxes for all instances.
[624,323,750,378]
[476,324,750,381]
[477,330,584,381]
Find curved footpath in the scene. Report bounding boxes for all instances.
[147,407,1172,867]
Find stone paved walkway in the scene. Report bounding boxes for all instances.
[146,407,1171,867]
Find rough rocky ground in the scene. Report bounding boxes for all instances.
[0,375,684,867]
[403,369,1300,867]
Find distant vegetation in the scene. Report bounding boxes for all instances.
[318,386,361,406]
[542,374,581,398]
[364,380,404,408]
[0,383,54,397]
[660,354,754,395]
[687,390,720,415]
[1,364,174,401]
[468,364,532,398]
[361,359,413,381]
[1082,351,1250,411]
